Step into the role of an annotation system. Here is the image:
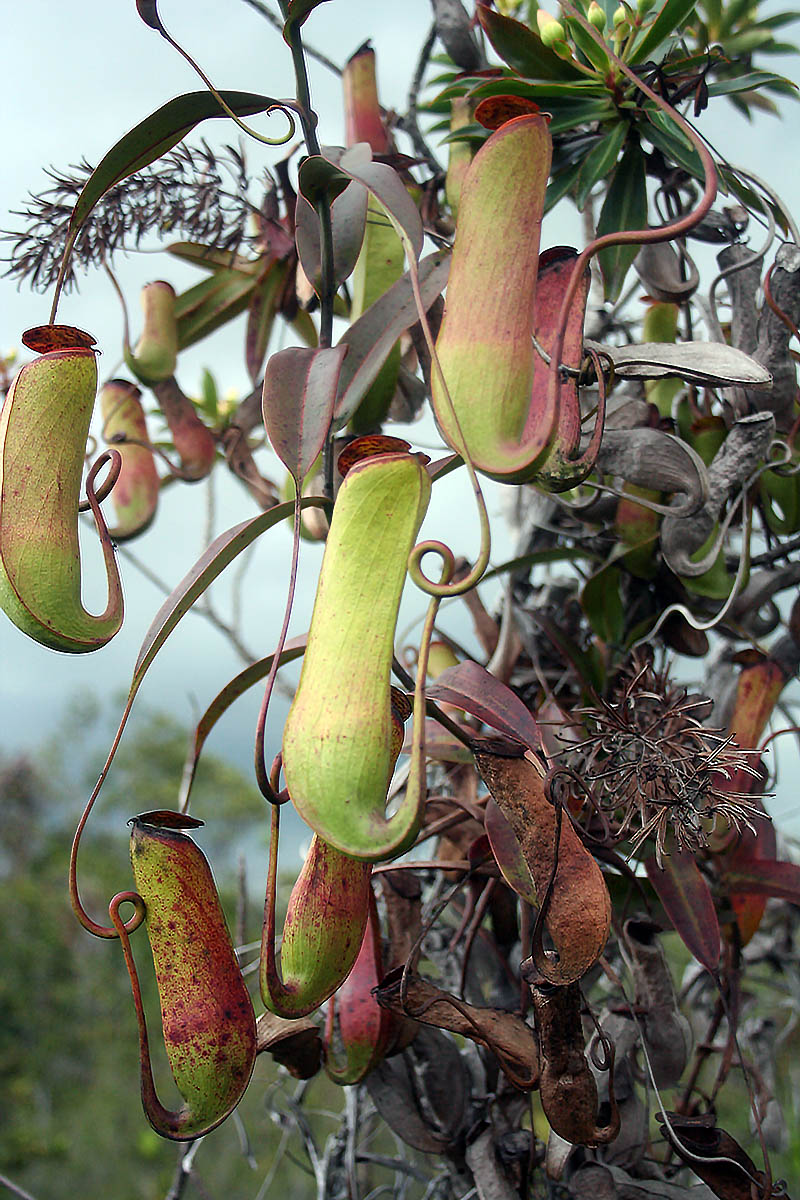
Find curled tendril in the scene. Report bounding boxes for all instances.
[633,493,754,648]
[77,447,122,512]
[407,538,456,597]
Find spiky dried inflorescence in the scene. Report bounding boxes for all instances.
[560,650,766,863]
[3,141,268,292]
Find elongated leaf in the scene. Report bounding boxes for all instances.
[724,857,800,903]
[245,264,287,384]
[645,851,721,971]
[484,797,537,905]
[596,141,648,302]
[643,107,704,178]
[179,636,308,809]
[586,339,773,387]
[175,268,257,349]
[65,92,282,254]
[427,661,542,750]
[476,3,585,80]
[629,0,699,65]
[581,564,625,645]
[166,242,262,274]
[132,498,327,698]
[576,124,628,209]
[263,346,347,480]
[707,70,797,97]
[334,250,451,426]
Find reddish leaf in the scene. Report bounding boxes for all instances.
[427,661,542,751]
[484,797,537,905]
[262,346,347,481]
[645,850,721,971]
[724,857,800,904]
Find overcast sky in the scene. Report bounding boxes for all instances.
[3,0,800,834]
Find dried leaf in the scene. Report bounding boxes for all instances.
[365,1026,469,1153]
[376,968,539,1089]
[586,339,773,387]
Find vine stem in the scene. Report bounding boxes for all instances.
[283,14,337,495]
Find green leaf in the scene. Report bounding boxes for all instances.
[544,97,617,133]
[575,122,628,209]
[175,268,257,349]
[641,106,704,179]
[707,70,797,97]
[565,16,611,73]
[629,0,700,64]
[596,140,648,302]
[544,159,583,212]
[580,564,625,644]
[477,4,586,80]
[62,92,282,266]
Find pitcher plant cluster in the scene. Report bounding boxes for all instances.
[6,0,800,1194]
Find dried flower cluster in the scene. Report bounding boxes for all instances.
[3,141,265,292]
[564,652,765,861]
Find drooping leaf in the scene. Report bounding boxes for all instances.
[375,968,539,1089]
[427,661,542,751]
[179,636,308,810]
[656,1112,774,1199]
[596,141,649,302]
[262,346,347,481]
[63,92,284,264]
[645,850,721,971]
